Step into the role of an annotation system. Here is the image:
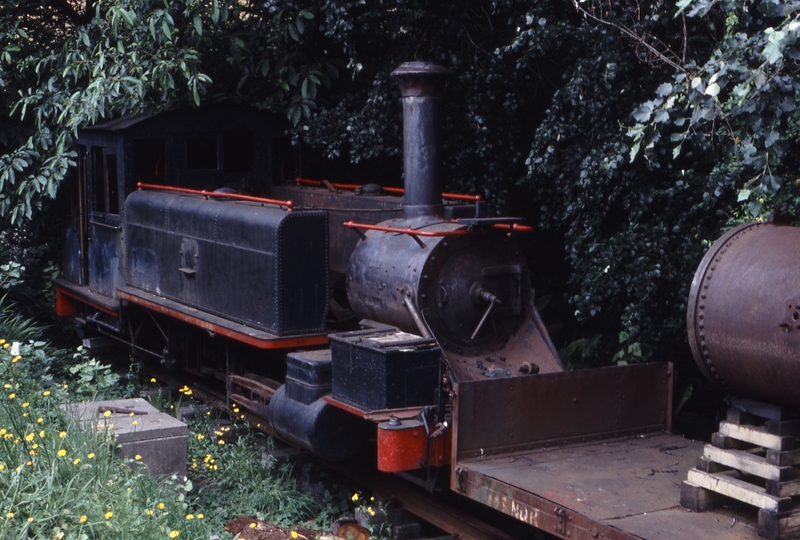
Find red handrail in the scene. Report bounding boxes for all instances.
[296,178,482,202]
[343,221,470,237]
[137,183,294,211]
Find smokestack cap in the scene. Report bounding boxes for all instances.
[391,62,450,98]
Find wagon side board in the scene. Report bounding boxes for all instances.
[450,363,762,540]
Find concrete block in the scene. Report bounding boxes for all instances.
[63,397,188,479]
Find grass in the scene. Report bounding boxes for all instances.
[0,335,354,539]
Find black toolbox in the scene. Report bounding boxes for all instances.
[330,327,442,411]
[285,349,332,404]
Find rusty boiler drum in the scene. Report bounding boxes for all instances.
[346,217,531,357]
[687,222,800,407]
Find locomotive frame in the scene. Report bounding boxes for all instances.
[54,64,770,540]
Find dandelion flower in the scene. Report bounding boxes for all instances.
[185,514,194,520]
[103,410,111,418]
[58,449,66,457]
[150,378,156,384]
[36,418,42,424]
[79,515,87,523]
[0,464,4,471]
[217,440,224,445]
[104,511,113,520]
[351,493,359,502]
[147,509,154,516]
[25,433,34,441]
[59,431,66,438]
[6,512,13,519]
[26,517,33,523]
[38,430,44,438]
[88,453,95,459]
[2,384,8,389]
[3,343,8,348]
[8,393,15,399]
[170,531,180,538]
[132,421,138,426]
[31,444,38,449]
[291,532,299,539]
[73,458,81,465]
[12,356,20,363]
[197,434,204,440]
[158,503,165,510]
[249,523,256,529]
[197,514,204,519]
[22,402,28,408]
[43,391,50,396]
[134,454,141,460]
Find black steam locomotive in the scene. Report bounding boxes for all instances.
[57,63,778,540]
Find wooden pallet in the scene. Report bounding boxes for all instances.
[681,398,800,539]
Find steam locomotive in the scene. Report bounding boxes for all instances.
[55,62,795,540]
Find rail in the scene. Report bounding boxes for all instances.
[295,177,482,202]
[137,183,294,211]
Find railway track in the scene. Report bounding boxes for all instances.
[148,369,554,540]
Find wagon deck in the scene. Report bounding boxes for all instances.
[455,433,758,539]
[449,362,761,539]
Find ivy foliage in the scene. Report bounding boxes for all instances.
[629,0,800,218]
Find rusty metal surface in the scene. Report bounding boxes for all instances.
[455,433,760,540]
[453,363,671,460]
[688,222,800,408]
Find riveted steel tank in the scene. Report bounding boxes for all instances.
[687,222,800,407]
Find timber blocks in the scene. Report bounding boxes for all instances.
[680,398,800,539]
[63,397,188,479]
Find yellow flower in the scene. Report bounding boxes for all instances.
[31,444,38,449]
[8,393,15,399]
[43,391,50,396]
[185,514,194,520]
[104,511,113,520]
[6,512,13,519]
[217,440,224,445]
[88,453,95,459]
[26,517,33,523]
[73,458,81,465]
[63,384,68,389]
[36,418,43,424]
[22,412,27,417]
[197,514,204,519]
[0,339,5,344]
[291,532,299,539]
[58,449,66,457]
[197,434,204,440]
[0,464,5,471]
[134,454,141,460]
[38,430,44,438]
[3,343,9,348]
[249,523,256,529]
[103,410,111,418]
[158,503,165,510]
[368,507,375,516]
[150,378,156,383]
[147,509,153,516]
[2,384,8,389]
[25,433,34,441]
[351,493,359,502]
[21,402,28,408]
[59,431,66,438]
[12,356,20,363]
[79,515,87,523]
[132,421,138,426]
[169,531,180,538]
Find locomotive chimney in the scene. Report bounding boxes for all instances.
[391,62,449,220]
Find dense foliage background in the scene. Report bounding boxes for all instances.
[3,0,800,426]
